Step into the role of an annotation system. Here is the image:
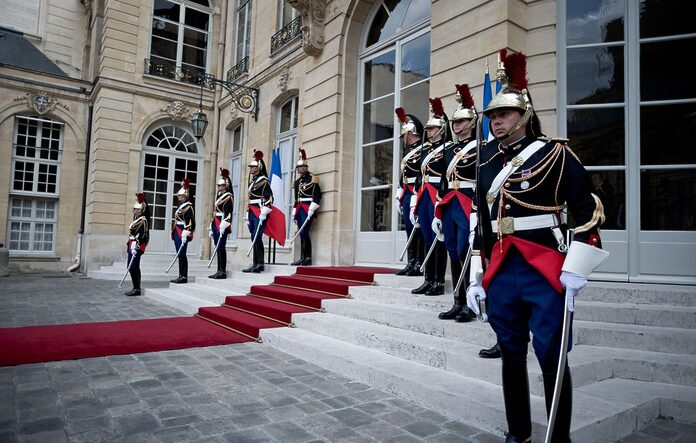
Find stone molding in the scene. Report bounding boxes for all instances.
[160,100,192,121]
[14,92,70,115]
[288,0,328,56]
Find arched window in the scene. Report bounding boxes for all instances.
[277,96,299,236]
[141,124,201,253]
[228,123,244,241]
[147,0,212,84]
[358,0,430,239]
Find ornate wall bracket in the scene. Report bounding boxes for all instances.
[161,100,192,121]
[14,92,70,115]
[288,0,328,57]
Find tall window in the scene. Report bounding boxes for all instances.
[8,116,63,253]
[359,0,430,233]
[236,0,251,63]
[229,124,244,241]
[278,0,299,28]
[148,0,211,84]
[277,96,299,236]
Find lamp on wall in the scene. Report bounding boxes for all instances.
[191,73,259,139]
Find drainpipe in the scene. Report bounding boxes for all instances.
[68,104,93,272]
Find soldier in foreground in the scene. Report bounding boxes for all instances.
[125,193,149,296]
[291,148,322,266]
[209,168,233,279]
[170,178,195,284]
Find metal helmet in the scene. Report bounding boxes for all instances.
[296,148,308,167]
[248,149,267,176]
[424,97,446,129]
[395,107,424,137]
[176,178,190,197]
[451,84,477,122]
[133,192,147,210]
[217,167,231,190]
[483,49,534,140]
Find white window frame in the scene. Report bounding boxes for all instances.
[235,0,252,63]
[229,123,244,241]
[8,197,59,254]
[11,115,64,197]
[278,0,299,29]
[148,0,212,79]
[276,96,299,237]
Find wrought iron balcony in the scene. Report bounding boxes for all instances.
[144,58,205,86]
[271,16,302,54]
[227,56,249,82]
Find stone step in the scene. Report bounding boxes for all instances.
[260,327,695,442]
[581,282,696,307]
[575,301,696,329]
[166,282,230,305]
[143,287,217,315]
[574,320,696,355]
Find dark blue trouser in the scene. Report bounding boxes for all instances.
[295,207,313,239]
[441,201,470,262]
[247,210,267,245]
[416,191,436,246]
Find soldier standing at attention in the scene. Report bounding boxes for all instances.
[433,84,478,322]
[467,50,608,443]
[411,98,449,296]
[243,149,272,273]
[291,148,322,266]
[209,168,233,279]
[394,107,425,277]
[125,193,149,296]
[171,178,195,284]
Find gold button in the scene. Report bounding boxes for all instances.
[504,183,510,188]
[505,204,511,210]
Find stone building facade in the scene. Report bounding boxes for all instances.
[1,0,694,284]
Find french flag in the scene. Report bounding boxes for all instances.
[266,148,287,246]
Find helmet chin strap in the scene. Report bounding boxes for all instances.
[427,125,445,143]
[493,106,533,144]
[453,118,476,139]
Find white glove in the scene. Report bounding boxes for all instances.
[409,209,417,226]
[130,242,137,254]
[395,187,404,202]
[259,205,271,221]
[208,229,214,238]
[466,282,487,316]
[219,220,231,232]
[292,207,297,223]
[560,271,587,312]
[397,204,403,216]
[308,202,320,218]
[409,195,418,225]
[181,229,190,243]
[431,217,443,236]
[468,213,477,246]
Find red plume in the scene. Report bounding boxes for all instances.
[499,49,508,64]
[182,178,190,189]
[299,148,307,161]
[505,51,528,91]
[135,193,145,203]
[253,149,263,161]
[455,84,474,109]
[219,167,230,179]
[395,107,407,124]
[429,97,445,117]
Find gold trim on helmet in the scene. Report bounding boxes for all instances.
[132,202,145,210]
[400,120,418,136]
[217,177,228,186]
[451,107,477,121]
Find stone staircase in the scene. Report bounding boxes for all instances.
[87,257,696,442]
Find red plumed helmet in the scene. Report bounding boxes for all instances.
[395,107,407,124]
[429,97,445,118]
[455,84,475,109]
[296,147,308,167]
[217,167,231,188]
[176,178,190,196]
[505,52,528,91]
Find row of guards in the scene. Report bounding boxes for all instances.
[119,147,322,289]
[393,49,609,443]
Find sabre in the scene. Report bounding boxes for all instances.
[207,231,223,268]
[419,234,442,273]
[544,289,572,443]
[399,220,421,261]
[118,253,136,288]
[165,240,186,273]
[289,215,312,244]
[452,244,472,296]
[246,220,263,256]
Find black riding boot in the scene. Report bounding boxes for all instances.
[406,233,424,276]
[253,241,265,272]
[439,260,463,319]
[302,237,312,265]
[215,248,227,279]
[425,243,447,295]
[126,267,142,296]
[542,369,573,443]
[172,257,188,284]
[291,237,305,266]
[502,359,532,443]
[397,235,417,275]
[479,343,502,358]
[412,243,434,294]
[242,242,257,272]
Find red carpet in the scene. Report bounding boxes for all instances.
[0,317,250,367]
[1,266,398,367]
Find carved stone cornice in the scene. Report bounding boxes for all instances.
[14,92,70,115]
[161,100,192,121]
[288,0,328,57]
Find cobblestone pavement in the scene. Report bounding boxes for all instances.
[1,274,693,443]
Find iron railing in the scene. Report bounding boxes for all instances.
[271,16,302,54]
[144,58,205,85]
[227,56,249,82]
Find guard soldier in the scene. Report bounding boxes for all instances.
[291,148,322,266]
[466,50,608,443]
[244,149,273,273]
[394,107,425,276]
[171,178,195,284]
[433,84,477,322]
[125,193,150,296]
[209,168,234,279]
[411,98,449,296]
